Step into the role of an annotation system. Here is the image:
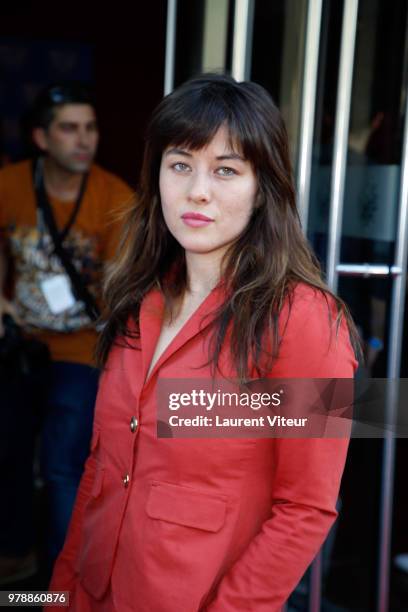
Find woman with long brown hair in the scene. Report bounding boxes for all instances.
[50,73,358,611]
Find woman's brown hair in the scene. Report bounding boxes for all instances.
[96,73,360,381]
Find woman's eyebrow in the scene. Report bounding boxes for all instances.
[164,148,246,162]
[165,148,192,157]
[216,153,245,161]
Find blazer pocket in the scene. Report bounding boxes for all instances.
[146,481,227,533]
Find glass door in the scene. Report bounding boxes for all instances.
[307,1,408,610]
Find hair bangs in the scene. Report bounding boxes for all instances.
[153,82,251,158]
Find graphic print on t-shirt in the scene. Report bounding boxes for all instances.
[9,224,100,332]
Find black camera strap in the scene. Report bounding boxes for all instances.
[33,158,100,322]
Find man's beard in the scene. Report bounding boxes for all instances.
[52,154,94,175]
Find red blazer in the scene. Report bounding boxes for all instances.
[49,283,357,611]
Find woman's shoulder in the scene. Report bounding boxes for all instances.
[290,280,334,302]
[281,281,338,324]
[273,282,358,377]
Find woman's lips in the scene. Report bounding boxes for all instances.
[181,212,214,227]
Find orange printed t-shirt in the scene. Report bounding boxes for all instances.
[0,159,134,366]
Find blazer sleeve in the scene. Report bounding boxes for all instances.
[206,287,358,612]
[47,424,100,596]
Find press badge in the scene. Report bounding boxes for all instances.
[40,274,76,314]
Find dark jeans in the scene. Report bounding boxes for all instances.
[0,361,98,567]
[40,362,99,565]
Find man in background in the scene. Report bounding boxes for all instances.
[0,83,133,580]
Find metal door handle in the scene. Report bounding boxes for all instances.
[335,264,403,277]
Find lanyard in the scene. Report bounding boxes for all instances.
[34,157,88,244]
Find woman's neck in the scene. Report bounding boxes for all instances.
[185,251,222,297]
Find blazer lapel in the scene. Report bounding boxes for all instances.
[139,285,225,385]
[139,288,165,383]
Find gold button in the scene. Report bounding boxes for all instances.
[130,416,138,433]
[122,473,130,488]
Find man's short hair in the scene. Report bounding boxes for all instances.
[31,83,96,130]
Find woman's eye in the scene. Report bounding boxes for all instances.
[172,162,190,172]
[217,167,236,176]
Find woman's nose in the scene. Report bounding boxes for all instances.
[187,172,211,204]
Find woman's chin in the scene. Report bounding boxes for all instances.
[182,243,227,258]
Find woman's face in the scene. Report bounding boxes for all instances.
[159,126,258,264]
